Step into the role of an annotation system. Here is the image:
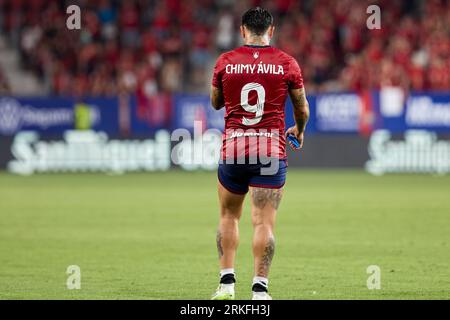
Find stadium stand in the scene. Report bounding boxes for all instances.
[0,0,449,96]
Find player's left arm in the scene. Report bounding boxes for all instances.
[285,57,309,150]
[210,85,225,110]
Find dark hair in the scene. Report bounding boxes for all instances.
[241,7,274,36]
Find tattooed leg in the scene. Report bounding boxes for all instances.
[216,230,224,259]
[257,236,275,277]
[217,183,245,269]
[251,187,283,210]
[250,187,282,278]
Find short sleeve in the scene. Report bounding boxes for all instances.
[212,54,226,89]
[286,58,304,89]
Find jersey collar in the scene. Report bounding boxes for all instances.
[244,44,271,48]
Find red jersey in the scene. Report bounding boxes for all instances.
[212,45,303,160]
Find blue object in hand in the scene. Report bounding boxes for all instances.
[287,134,301,149]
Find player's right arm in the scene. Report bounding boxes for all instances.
[211,85,225,110]
[211,54,226,110]
[286,87,309,149]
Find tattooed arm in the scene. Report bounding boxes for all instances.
[286,87,310,149]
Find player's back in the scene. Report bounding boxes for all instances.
[212,45,304,159]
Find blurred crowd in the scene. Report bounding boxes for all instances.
[0,0,449,97]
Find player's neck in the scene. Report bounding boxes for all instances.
[244,35,270,47]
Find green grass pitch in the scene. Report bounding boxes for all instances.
[0,170,449,300]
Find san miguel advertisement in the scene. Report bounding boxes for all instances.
[1,91,450,175]
[3,128,224,175]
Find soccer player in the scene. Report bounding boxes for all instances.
[210,7,310,300]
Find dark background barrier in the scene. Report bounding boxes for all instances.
[0,132,370,171]
[286,135,370,168]
[0,136,12,170]
[0,133,374,171]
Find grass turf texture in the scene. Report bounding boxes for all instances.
[0,170,449,300]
